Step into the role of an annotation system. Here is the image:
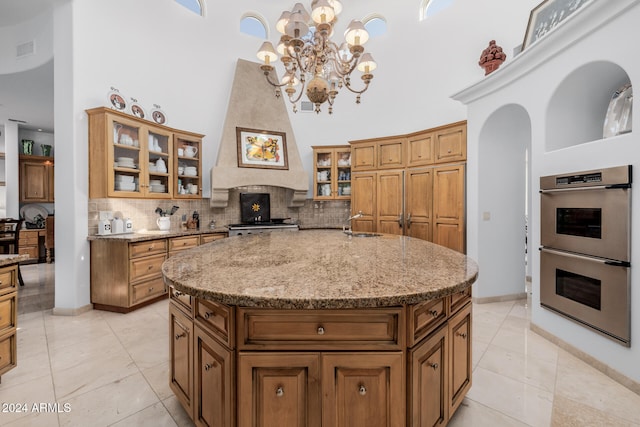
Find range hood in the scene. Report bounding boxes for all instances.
[210,59,308,207]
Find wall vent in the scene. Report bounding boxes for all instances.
[16,41,35,58]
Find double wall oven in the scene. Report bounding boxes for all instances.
[540,165,632,346]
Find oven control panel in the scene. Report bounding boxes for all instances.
[541,165,631,190]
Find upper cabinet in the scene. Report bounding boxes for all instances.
[312,145,351,201]
[19,155,54,203]
[86,107,204,199]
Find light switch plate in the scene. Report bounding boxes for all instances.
[482,211,491,221]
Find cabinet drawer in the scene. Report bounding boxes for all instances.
[169,236,200,253]
[170,286,193,316]
[0,268,16,295]
[19,246,38,259]
[200,233,226,244]
[195,299,234,349]
[129,253,166,283]
[129,239,167,258]
[408,297,447,347]
[0,331,17,375]
[19,235,39,245]
[450,287,472,315]
[238,308,404,350]
[0,293,16,334]
[131,276,166,305]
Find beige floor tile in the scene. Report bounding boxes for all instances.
[555,350,640,424]
[472,311,505,344]
[490,320,559,364]
[48,332,127,373]
[466,366,554,426]
[3,410,60,426]
[448,398,530,427]
[472,339,490,370]
[0,347,52,388]
[125,336,169,370]
[57,372,159,427]
[162,395,196,427]
[551,394,640,426]
[109,401,178,427]
[141,361,174,401]
[0,376,57,425]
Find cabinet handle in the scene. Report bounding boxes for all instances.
[174,291,183,297]
[428,362,439,370]
[359,385,367,396]
[204,363,212,371]
[398,214,403,227]
[148,265,154,270]
[447,149,452,153]
[148,245,154,251]
[406,212,412,228]
[175,332,186,340]
[204,311,214,319]
[429,309,439,318]
[276,386,284,397]
[317,326,325,335]
[457,332,468,339]
[148,287,154,293]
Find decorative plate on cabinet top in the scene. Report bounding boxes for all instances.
[20,204,49,224]
[107,87,127,112]
[129,99,146,119]
[150,105,167,125]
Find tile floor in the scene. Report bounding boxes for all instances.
[2,264,639,426]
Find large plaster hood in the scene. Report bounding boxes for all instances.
[210,59,308,207]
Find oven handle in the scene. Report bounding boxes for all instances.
[539,184,630,193]
[540,247,631,268]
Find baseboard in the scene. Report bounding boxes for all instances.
[531,322,640,396]
[52,303,93,316]
[472,292,528,304]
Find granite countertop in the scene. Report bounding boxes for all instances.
[162,229,479,309]
[0,254,29,267]
[87,227,229,242]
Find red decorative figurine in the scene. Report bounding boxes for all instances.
[479,40,507,75]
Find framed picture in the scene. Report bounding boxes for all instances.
[523,0,592,50]
[236,127,289,170]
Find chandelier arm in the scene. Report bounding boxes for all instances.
[342,79,371,95]
[288,80,307,104]
[263,71,290,88]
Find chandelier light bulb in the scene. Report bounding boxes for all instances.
[357,53,377,73]
[257,41,278,65]
[345,20,369,46]
[311,0,335,24]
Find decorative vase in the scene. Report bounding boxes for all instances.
[478,40,507,76]
[21,139,33,155]
[41,144,52,157]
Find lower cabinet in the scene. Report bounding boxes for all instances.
[0,263,19,379]
[170,292,472,427]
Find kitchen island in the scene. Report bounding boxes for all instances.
[0,254,29,381]
[162,229,478,426]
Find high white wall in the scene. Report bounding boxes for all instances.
[454,0,640,383]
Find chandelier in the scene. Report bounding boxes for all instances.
[256,0,377,114]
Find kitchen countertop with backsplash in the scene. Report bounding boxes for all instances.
[86,227,229,242]
[162,229,478,309]
[0,254,30,267]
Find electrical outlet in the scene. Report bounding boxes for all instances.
[99,211,113,220]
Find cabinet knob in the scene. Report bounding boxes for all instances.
[317,326,325,335]
[204,311,214,319]
[174,291,183,296]
[204,363,212,371]
[447,149,452,153]
[428,362,439,370]
[175,332,186,340]
[457,332,468,339]
[148,287,154,293]
[148,265,154,270]
[276,386,284,397]
[358,385,367,396]
[429,310,439,318]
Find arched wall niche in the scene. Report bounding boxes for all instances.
[474,103,532,300]
[546,61,631,151]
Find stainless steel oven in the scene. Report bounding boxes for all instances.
[540,165,632,346]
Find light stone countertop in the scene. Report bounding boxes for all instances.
[86,227,229,242]
[162,229,479,309]
[0,254,29,267]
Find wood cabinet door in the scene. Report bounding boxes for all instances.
[351,143,376,171]
[376,171,403,235]
[407,132,434,167]
[433,165,465,252]
[405,168,433,241]
[322,352,405,427]
[449,303,472,417]
[237,352,321,427]
[170,303,193,415]
[20,161,48,202]
[434,124,466,164]
[408,325,448,427]
[194,325,235,427]
[351,173,376,232]
[377,138,405,169]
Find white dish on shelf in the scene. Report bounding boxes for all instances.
[115,182,136,191]
[150,184,166,193]
[20,204,49,224]
[115,174,134,183]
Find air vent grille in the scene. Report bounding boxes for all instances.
[16,41,35,58]
[300,101,314,113]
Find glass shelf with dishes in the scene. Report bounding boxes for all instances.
[312,145,351,201]
[174,133,202,198]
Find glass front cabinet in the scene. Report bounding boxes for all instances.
[312,145,351,201]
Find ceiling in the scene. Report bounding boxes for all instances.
[0,0,55,133]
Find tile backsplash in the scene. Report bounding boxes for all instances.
[88,186,351,235]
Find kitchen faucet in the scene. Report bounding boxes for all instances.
[343,211,363,235]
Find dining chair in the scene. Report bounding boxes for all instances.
[0,218,25,286]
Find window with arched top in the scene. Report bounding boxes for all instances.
[419,0,453,21]
[364,16,388,38]
[175,0,204,16]
[240,15,268,39]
